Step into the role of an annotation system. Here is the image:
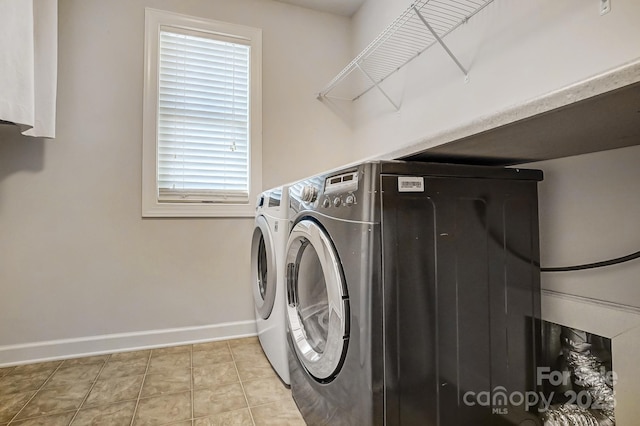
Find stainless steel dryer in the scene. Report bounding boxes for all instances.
[285,161,544,425]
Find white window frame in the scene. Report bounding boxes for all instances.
[142,8,262,217]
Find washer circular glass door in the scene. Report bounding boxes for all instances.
[251,215,277,319]
[285,219,348,381]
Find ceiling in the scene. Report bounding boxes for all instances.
[272,0,366,17]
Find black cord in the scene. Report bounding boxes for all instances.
[541,250,640,272]
[467,192,639,273]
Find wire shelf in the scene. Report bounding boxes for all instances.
[318,0,494,109]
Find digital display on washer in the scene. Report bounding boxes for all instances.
[325,171,358,194]
[268,190,281,207]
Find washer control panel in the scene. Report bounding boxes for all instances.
[321,171,359,209]
[325,171,358,194]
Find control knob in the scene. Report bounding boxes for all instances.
[301,185,318,203]
[345,194,356,206]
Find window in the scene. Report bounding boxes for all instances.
[142,8,262,217]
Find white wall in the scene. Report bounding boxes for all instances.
[347,0,640,160]
[0,0,352,363]
[531,144,640,308]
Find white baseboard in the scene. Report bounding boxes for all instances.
[0,320,257,367]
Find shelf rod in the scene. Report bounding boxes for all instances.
[320,94,355,102]
[413,6,468,79]
[356,62,400,111]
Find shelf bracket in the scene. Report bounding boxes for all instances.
[356,63,400,111]
[413,6,469,81]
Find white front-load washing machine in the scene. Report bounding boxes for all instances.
[250,186,290,385]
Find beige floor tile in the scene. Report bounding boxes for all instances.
[151,345,192,356]
[0,370,54,396]
[192,341,229,353]
[17,382,92,420]
[227,337,259,348]
[235,357,277,382]
[251,397,305,426]
[141,368,191,398]
[243,377,291,407]
[193,383,247,418]
[99,358,148,379]
[230,345,266,363]
[0,339,305,426]
[10,411,75,425]
[134,391,191,426]
[84,375,144,407]
[0,390,35,423]
[71,400,136,425]
[45,364,102,388]
[10,361,63,376]
[193,408,253,426]
[61,355,109,367]
[148,353,191,374]
[109,350,151,362]
[0,367,14,379]
[192,349,232,367]
[192,363,238,389]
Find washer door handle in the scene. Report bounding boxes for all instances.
[286,262,297,307]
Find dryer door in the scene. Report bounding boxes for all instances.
[251,215,278,319]
[285,219,349,381]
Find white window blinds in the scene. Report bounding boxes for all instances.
[157,29,250,203]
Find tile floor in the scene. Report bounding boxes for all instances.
[0,337,305,425]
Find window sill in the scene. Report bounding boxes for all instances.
[142,201,255,218]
